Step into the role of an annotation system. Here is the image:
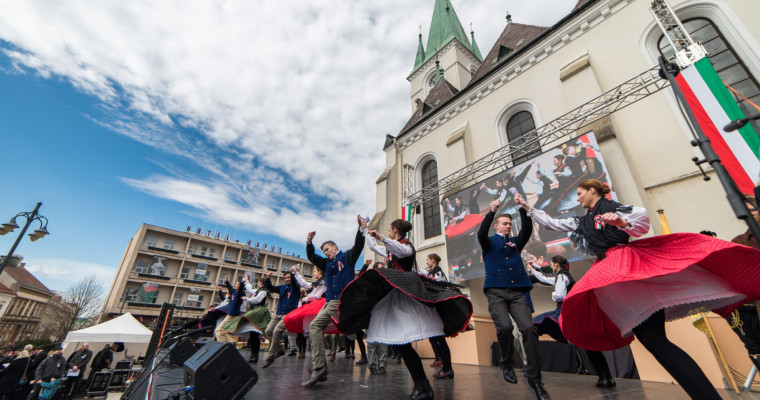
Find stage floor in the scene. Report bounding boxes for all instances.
[146,349,758,400]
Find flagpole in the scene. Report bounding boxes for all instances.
[658,56,760,245]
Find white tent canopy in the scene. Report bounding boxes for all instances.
[62,313,153,365]
[63,313,152,344]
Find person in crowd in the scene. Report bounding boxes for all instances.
[0,348,30,399]
[424,253,455,380]
[220,277,271,363]
[62,342,92,399]
[529,256,615,388]
[725,196,760,374]
[301,216,366,387]
[87,344,112,386]
[215,275,247,343]
[283,264,328,360]
[478,198,549,400]
[30,345,66,400]
[516,179,760,400]
[335,219,472,400]
[262,271,301,368]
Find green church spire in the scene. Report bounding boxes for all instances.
[413,33,426,70]
[411,0,477,75]
[470,25,483,61]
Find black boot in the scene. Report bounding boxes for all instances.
[502,366,517,383]
[528,378,551,400]
[407,379,434,400]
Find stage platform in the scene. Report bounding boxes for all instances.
[139,348,760,400]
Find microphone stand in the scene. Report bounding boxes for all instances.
[724,112,760,132]
[121,326,213,400]
[658,56,760,246]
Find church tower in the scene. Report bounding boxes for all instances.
[408,0,483,111]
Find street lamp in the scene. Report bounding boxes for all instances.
[0,202,49,275]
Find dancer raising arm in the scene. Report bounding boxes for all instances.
[336,219,472,400]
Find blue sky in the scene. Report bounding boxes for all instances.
[0,0,575,292]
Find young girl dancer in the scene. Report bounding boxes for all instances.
[425,253,455,380]
[515,179,760,400]
[335,219,472,400]
[529,256,614,388]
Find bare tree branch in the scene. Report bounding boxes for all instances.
[39,274,104,341]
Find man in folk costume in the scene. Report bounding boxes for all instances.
[478,198,550,400]
[262,271,300,368]
[301,215,366,387]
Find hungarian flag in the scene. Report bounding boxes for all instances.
[675,57,760,193]
[401,203,413,222]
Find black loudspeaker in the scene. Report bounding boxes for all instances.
[193,336,214,349]
[88,370,112,396]
[183,342,258,400]
[169,338,197,366]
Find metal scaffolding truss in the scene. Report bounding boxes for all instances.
[403,64,671,206]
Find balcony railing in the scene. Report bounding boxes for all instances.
[147,245,180,255]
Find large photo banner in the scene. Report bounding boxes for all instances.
[443,131,618,282]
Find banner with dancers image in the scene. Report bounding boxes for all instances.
[443,131,618,282]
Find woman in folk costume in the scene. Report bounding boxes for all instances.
[515,179,760,400]
[198,280,234,330]
[220,277,271,363]
[283,264,338,358]
[335,219,472,400]
[529,255,615,388]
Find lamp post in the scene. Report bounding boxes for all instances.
[0,202,49,275]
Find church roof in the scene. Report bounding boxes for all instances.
[573,0,594,11]
[400,78,460,134]
[413,34,426,71]
[470,30,483,61]
[470,22,548,81]
[396,0,601,140]
[411,0,478,75]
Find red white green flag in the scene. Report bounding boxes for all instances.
[675,57,760,193]
[401,203,413,222]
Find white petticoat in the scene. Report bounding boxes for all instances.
[366,289,444,345]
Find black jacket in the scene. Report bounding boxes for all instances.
[0,356,30,394]
[34,353,66,381]
[29,351,47,377]
[67,348,93,374]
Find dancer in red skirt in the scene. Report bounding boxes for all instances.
[515,179,760,400]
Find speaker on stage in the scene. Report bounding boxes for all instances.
[169,338,197,366]
[193,336,213,349]
[183,342,258,400]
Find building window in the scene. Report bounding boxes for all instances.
[163,239,175,250]
[208,248,216,258]
[188,244,196,255]
[172,293,183,306]
[506,111,539,165]
[144,235,158,247]
[421,160,442,239]
[224,251,233,261]
[266,259,276,270]
[134,261,149,274]
[180,267,189,280]
[200,247,207,257]
[658,17,760,133]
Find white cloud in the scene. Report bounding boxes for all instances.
[0,0,576,245]
[23,258,115,292]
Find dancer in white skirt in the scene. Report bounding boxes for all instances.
[336,219,473,400]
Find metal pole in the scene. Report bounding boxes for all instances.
[658,57,760,243]
[0,202,42,275]
[17,310,34,343]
